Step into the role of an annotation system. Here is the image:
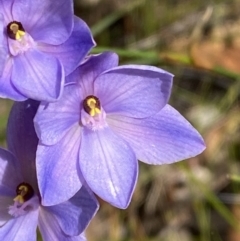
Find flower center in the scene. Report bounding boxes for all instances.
[7,21,25,40]
[81,95,107,131]
[6,22,36,56]
[83,95,101,117]
[14,182,34,203]
[8,182,39,218]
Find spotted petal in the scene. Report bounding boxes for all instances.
[12,0,73,45]
[108,104,206,164]
[80,127,138,209]
[12,49,64,102]
[38,16,95,76]
[37,124,82,206]
[0,209,38,241]
[95,65,173,118]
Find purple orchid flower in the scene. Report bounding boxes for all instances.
[0,0,95,102]
[0,99,99,241]
[34,52,206,209]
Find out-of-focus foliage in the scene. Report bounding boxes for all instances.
[1,0,238,240]
[74,0,240,241]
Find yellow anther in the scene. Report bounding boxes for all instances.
[13,183,34,203]
[89,108,101,117]
[13,195,24,204]
[9,23,19,32]
[7,21,26,40]
[18,185,28,193]
[10,23,25,40]
[86,97,101,117]
[15,30,25,40]
[13,185,29,203]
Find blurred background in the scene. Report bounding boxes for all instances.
[76,0,240,240]
[1,0,238,241]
